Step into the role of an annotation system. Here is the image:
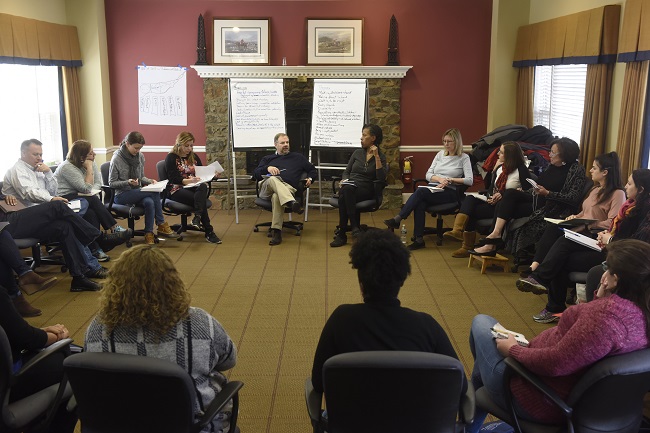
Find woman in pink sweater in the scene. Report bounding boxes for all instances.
[468,239,650,432]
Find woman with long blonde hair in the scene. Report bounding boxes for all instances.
[85,245,237,433]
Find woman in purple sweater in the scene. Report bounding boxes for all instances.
[467,239,650,432]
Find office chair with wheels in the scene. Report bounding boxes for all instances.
[475,349,650,433]
[155,160,213,239]
[305,351,474,433]
[0,325,73,433]
[409,179,468,246]
[63,352,244,433]
[254,175,308,236]
[100,161,145,245]
[329,175,388,235]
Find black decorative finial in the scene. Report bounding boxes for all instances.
[196,14,208,65]
[386,15,399,66]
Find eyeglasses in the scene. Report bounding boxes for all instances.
[601,261,609,272]
[549,151,559,157]
[442,139,455,144]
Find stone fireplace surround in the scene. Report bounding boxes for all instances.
[191,65,411,209]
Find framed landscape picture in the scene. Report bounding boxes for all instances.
[306,18,363,65]
[213,18,270,65]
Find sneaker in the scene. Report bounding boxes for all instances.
[12,294,42,317]
[206,232,222,244]
[157,222,180,238]
[98,229,131,252]
[407,240,426,251]
[383,218,400,230]
[533,308,560,324]
[516,276,548,295]
[350,227,361,239]
[145,232,156,244]
[330,234,347,247]
[93,249,110,262]
[113,225,128,233]
[190,215,203,230]
[70,276,102,292]
[86,266,109,279]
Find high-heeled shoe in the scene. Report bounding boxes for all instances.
[468,247,497,257]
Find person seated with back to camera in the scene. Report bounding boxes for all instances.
[384,128,473,251]
[54,139,131,262]
[3,138,127,292]
[165,131,222,244]
[444,141,531,258]
[311,228,465,394]
[521,168,650,323]
[253,132,317,246]
[467,239,650,433]
[330,124,387,248]
[109,131,179,245]
[85,244,237,433]
[470,137,587,257]
[0,283,77,433]
[0,230,58,317]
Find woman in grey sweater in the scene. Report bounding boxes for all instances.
[109,131,178,244]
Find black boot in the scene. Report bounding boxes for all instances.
[269,229,282,246]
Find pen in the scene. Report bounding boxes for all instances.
[279,169,286,172]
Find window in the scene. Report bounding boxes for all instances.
[0,64,64,177]
[533,64,588,144]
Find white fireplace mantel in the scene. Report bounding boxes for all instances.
[191,65,412,79]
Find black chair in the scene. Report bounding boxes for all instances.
[63,352,243,433]
[155,160,213,239]
[254,175,308,236]
[409,179,468,246]
[305,351,474,433]
[475,349,650,433]
[100,161,145,245]
[0,325,73,433]
[328,176,388,235]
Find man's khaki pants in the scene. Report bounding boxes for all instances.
[258,176,296,229]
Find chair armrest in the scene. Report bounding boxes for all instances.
[304,377,322,425]
[412,178,429,191]
[459,380,475,424]
[504,357,572,417]
[195,381,244,433]
[15,338,73,380]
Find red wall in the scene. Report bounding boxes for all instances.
[105,0,493,177]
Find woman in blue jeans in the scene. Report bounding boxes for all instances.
[384,128,473,250]
[109,131,179,244]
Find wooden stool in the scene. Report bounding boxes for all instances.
[468,253,509,274]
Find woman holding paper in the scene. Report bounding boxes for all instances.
[383,128,473,250]
[518,152,625,278]
[165,132,221,244]
[55,140,130,261]
[519,168,650,323]
[330,124,387,247]
[467,240,650,433]
[110,131,178,245]
[445,142,530,258]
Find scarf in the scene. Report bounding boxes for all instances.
[115,144,142,180]
[494,165,509,192]
[610,199,635,236]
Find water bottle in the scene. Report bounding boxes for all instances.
[400,223,407,244]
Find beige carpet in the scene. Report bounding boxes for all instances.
[23,207,553,433]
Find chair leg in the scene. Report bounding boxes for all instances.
[436,214,444,246]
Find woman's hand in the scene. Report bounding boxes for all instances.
[565,214,577,221]
[82,159,94,171]
[369,145,379,158]
[536,184,550,196]
[487,192,502,205]
[183,176,200,185]
[42,324,69,341]
[595,271,613,299]
[496,334,518,357]
[128,178,139,186]
[596,231,612,248]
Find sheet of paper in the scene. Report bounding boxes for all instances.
[417,185,444,193]
[184,162,224,188]
[141,179,168,193]
[78,189,101,197]
[562,228,602,252]
[68,199,82,212]
[491,323,529,346]
[465,192,488,202]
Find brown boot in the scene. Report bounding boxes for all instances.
[443,213,469,242]
[452,231,476,258]
[18,271,58,295]
[157,222,180,238]
[12,294,42,317]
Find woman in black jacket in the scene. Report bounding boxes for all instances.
[165,131,221,244]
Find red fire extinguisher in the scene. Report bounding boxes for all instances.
[402,156,413,185]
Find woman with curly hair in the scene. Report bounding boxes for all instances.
[84,245,237,433]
